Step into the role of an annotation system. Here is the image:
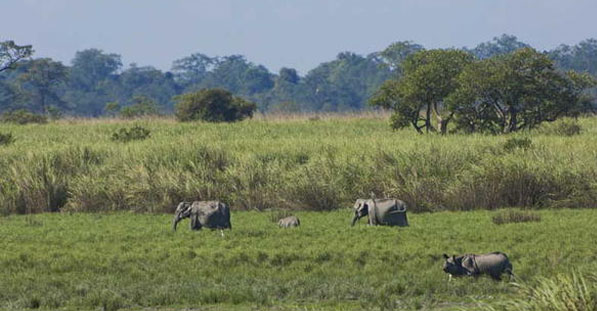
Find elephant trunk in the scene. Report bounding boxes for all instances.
[351,213,359,226]
[172,213,182,231]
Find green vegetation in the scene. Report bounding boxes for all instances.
[537,118,583,136]
[174,88,256,122]
[503,137,533,152]
[0,209,595,310]
[118,95,160,119]
[371,48,596,134]
[491,210,541,225]
[1,109,47,124]
[3,115,597,215]
[2,35,597,116]
[479,272,597,311]
[0,131,15,146]
[110,125,151,142]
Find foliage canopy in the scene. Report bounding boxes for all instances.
[174,88,256,122]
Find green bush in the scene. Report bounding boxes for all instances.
[0,132,15,146]
[174,88,256,122]
[111,125,151,142]
[1,109,47,124]
[504,136,532,151]
[538,118,583,136]
[119,96,159,119]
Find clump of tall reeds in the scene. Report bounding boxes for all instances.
[478,272,597,311]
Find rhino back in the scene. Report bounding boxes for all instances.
[474,253,510,273]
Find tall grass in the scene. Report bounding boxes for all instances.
[2,116,597,214]
[478,272,597,311]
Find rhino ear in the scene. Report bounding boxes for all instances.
[442,254,449,260]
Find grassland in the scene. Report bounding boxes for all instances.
[1,115,597,215]
[1,209,596,310]
[1,115,597,309]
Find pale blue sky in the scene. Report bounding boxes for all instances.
[1,0,596,74]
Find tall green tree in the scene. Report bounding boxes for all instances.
[66,49,122,116]
[549,39,597,76]
[302,52,392,112]
[117,64,179,112]
[371,49,473,134]
[449,48,594,133]
[468,34,529,59]
[69,49,121,91]
[171,53,214,88]
[15,58,69,114]
[378,41,424,74]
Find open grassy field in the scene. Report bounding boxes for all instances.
[1,209,596,310]
[1,115,597,310]
[1,115,597,214]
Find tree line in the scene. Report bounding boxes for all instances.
[1,34,597,117]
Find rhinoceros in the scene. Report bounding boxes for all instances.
[351,198,408,227]
[172,201,231,231]
[442,252,513,281]
[278,216,300,228]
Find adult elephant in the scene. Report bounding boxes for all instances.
[351,198,408,227]
[172,201,231,231]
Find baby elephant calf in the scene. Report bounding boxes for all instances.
[442,252,513,281]
[278,216,300,228]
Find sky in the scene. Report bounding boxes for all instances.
[1,0,596,74]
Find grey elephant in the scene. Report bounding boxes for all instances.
[351,198,408,227]
[172,201,231,231]
[442,252,513,281]
[278,216,300,228]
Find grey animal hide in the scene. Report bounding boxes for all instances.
[351,198,408,227]
[172,201,231,231]
[278,216,300,228]
[442,252,513,281]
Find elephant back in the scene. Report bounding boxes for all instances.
[193,201,231,229]
[372,199,408,227]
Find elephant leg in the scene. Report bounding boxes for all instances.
[190,214,201,230]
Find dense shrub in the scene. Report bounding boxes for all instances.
[111,125,151,142]
[119,96,159,119]
[174,88,256,122]
[0,132,15,146]
[1,109,47,124]
[538,118,583,136]
[504,136,532,151]
[492,210,541,225]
